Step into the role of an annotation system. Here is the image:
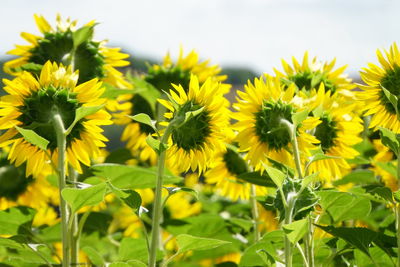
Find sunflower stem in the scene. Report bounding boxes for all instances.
[284,194,295,267]
[68,166,80,266]
[250,184,260,243]
[396,154,400,267]
[52,113,70,267]
[280,119,303,179]
[149,124,174,267]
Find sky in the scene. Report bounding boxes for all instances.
[1,0,399,77]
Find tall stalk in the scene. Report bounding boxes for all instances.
[250,184,260,243]
[149,125,174,267]
[397,154,400,267]
[68,166,79,265]
[52,113,70,267]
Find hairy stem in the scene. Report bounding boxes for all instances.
[397,154,400,267]
[250,184,260,243]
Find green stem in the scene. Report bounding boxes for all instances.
[280,119,303,179]
[284,196,295,267]
[250,184,260,243]
[304,215,314,267]
[397,154,400,267]
[148,125,174,267]
[52,113,69,267]
[68,166,79,265]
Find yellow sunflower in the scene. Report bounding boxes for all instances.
[274,51,355,98]
[358,42,400,133]
[4,14,130,88]
[0,61,112,177]
[158,74,229,174]
[370,139,398,191]
[205,130,267,201]
[232,75,320,171]
[307,85,363,182]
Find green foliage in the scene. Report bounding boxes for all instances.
[175,234,231,254]
[0,207,35,235]
[61,182,107,213]
[15,126,49,150]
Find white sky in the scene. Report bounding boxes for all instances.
[1,0,399,76]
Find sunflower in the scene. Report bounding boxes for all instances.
[205,130,267,201]
[370,139,398,191]
[0,61,112,177]
[116,48,230,165]
[358,43,400,133]
[232,75,320,171]
[306,85,363,182]
[274,52,355,98]
[4,14,130,88]
[158,74,229,174]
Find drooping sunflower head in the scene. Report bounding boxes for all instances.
[358,43,400,132]
[232,75,320,171]
[307,85,363,182]
[158,74,229,174]
[145,48,229,93]
[0,61,112,177]
[5,14,130,88]
[274,52,354,97]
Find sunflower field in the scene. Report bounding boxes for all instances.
[1,14,400,267]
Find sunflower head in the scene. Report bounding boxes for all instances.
[0,61,112,176]
[159,74,229,174]
[232,75,320,170]
[5,14,130,88]
[359,43,400,132]
[275,52,354,96]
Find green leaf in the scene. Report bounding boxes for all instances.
[91,164,182,189]
[0,207,36,235]
[126,260,148,267]
[183,107,204,124]
[146,135,167,154]
[176,234,230,254]
[333,170,377,186]
[61,182,107,213]
[118,237,162,263]
[108,183,142,213]
[73,25,94,48]
[307,147,339,166]
[82,246,104,266]
[394,190,400,202]
[376,161,397,177]
[263,164,286,189]
[66,105,104,134]
[109,263,130,267]
[128,113,157,132]
[379,127,400,154]
[382,86,399,118]
[128,75,161,113]
[105,148,133,164]
[317,190,371,223]
[291,109,309,127]
[101,83,136,99]
[11,63,43,74]
[237,171,277,187]
[282,219,308,244]
[15,126,49,150]
[165,187,198,200]
[366,186,394,203]
[301,172,319,190]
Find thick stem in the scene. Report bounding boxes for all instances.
[68,166,79,265]
[304,215,314,267]
[284,196,295,267]
[280,119,303,179]
[148,125,174,267]
[397,155,400,267]
[52,113,69,267]
[250,184,260,243]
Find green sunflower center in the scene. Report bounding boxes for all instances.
[223,148,248,176]
[286,71,336,92]
[17,86,84,150]
[380,65,400,114]
[145,66,191,92]
[171,101,211,151]
[130,94,155,134]
[314,113,337,152]
[0,155,33,200]
[29,31,105,84]
[255,101,295,150]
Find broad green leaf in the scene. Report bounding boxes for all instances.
[128,113,157,132]
[282,219,308,244]
[146,135,167,154]
[66,105,104,134]
[108,183,142,212]
[0,207,36,235]
[301,172,319,190]
[101,83,136,99]
[126,260,148,267]
[0,237,25,250]
[263,164,286,189]
[82,212,113,236]
[15,126,49,150]
[333,170,377,186]
[365,186,394,203]
[109,263,130,267]
[382,86,399,118]
[237,172,277,187]
[229,218,253,232]
[376,161,397,177]
[91,164,182,189]
[379,127,400,154]
[317,191,371,223]
[105,148,133,164]
[118,237,163,262]
[307,147,339,166]
[292,109,309,127]
[176,234,230,254]
[72,25,94,48]
[394,190,400,202]
[82,246,104,266]
[61,182,107,213]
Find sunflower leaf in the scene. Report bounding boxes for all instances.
[128,113,157,132]
[61,182,107,213]
[0,207,36,235]
[107,183,142,213]
[282,218,309,244]
[379,127,400,155]
[382,86,399,119]
[176,234,230,254]
[15,126,49,150]
[262,163,286,189]
[146,135,167,154]
[291,109,309,127]
[66,105,105,135]
[72,25,94,49]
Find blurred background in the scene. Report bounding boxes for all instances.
[1,0,399,85]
